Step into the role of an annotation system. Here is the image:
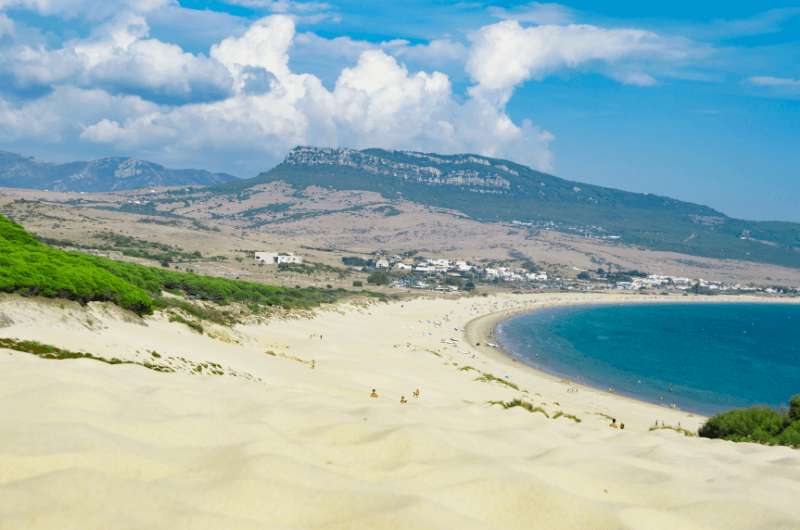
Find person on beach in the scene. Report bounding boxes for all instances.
[413,388,420,398]
[370,389,379,398]
[400,396,408,404]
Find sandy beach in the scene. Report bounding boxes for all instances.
[1,291,799,530]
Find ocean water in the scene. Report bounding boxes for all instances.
[495,303,800,415]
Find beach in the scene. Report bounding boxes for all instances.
[1,291,799,529]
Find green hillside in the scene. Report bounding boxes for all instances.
[218,147,800,269]
[0,214,355,315]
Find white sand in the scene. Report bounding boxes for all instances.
[1,292,799,530]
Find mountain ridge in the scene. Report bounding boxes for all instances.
[0,150,237,192]
[217,146,800,269]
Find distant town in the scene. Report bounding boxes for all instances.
[252,249,800,297]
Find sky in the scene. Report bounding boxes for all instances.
[0,1,798,221]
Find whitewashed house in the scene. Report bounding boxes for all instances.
[255,252,304,265]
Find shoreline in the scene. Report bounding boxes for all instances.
[464,293,800,420]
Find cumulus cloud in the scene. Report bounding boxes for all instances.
[58,16,553,174]
[0,9,701,176]
[0,85,157,144]
[0,13,233,102]
[466,20,692,104]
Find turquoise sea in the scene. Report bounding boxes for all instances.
[495,303,800,415]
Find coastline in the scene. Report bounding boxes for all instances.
[464,292,800,420]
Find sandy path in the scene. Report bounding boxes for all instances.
[0,292,798,530]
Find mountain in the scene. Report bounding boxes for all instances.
[220,146,800,269]
[0,151,237,192]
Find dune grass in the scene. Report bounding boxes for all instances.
[0,337,174,372]
[553,411,582,423]
[475,372,520,391]
[489,399,549,418]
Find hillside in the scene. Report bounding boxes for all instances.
[223,146,800,269]
[0,213,358,316]
[0,151,237,192]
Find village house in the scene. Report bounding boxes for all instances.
[255,252,304,265]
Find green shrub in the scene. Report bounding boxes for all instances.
[367,271,391,285]
[699,407,783,443]
[0,214,376,316]
[699,395,800,448]
[789,395,800,422]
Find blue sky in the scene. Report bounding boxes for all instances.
[0,1,798,221]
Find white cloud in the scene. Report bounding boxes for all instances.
[211,15,294,81]
[62,16,555,174]
[0,12,703,176]
[390,38,469,71]
[489,2,575,25]
[466,20,691,104]
[747,76,800,98]
[0,0,168,20]
[0,13,13,37]
[1,13,233,102]
[748,76,800,88]
[224,0,329,11]
[0,86,157,144]
[221,0,337,24]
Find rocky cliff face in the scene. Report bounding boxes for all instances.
[285,147,514,194]
[0,151,237,192]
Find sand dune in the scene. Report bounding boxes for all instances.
[1,292,799,530]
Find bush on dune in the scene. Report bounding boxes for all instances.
[0,216,154,314]
[699,395,800,448]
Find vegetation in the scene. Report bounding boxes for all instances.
[367,271,392,286]
[0,214,374,317]
[489,399,549,418]
[372,204,401,216]
[342,256,369,267]
[698,396,800,448]
[168,313,204,334]
[0,337,174,373]
[553,411,582,423]
[650,423,695,437]
[277,261,349,278]
[475,372,520,391]
[38,231,213,265]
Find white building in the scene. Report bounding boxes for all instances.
[394,262,413,271]
[255,252,304,265]
[455,260,472,272]
[375,258,390,269]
